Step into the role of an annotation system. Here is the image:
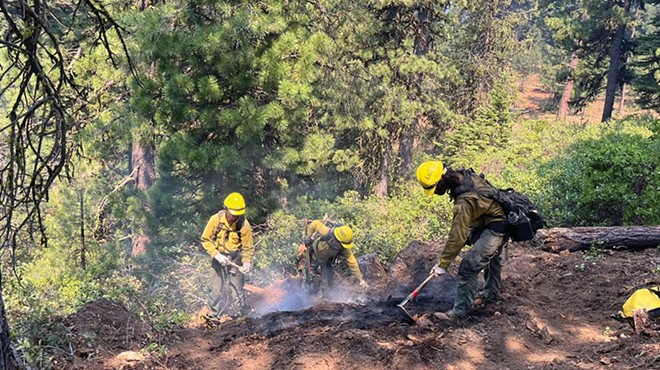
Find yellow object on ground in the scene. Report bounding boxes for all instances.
[620,286,660,318]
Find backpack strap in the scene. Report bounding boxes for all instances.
[215,210,245,245]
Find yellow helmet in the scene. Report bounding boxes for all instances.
[416,161,444,196]
[334,225,354,249]
[224,192,246,215]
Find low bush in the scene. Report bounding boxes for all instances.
[538,116,659,226]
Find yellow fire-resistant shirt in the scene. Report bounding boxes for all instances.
[306,220,363,280]
[439,173,506,268]
[201,211,254,263]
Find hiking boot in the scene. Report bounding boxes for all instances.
[433,310,466,321]
[474,292,500,307]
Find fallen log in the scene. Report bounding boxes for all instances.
[537,226,660,253]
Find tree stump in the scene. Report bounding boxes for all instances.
[632,309,651,335]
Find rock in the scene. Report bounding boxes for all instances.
[540,326,554,344]
[116,351,145,362]
[357,253,388,288]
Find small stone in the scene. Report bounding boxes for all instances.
[116,351,145,362]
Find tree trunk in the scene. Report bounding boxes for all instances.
[602,0,632,122]
[80,189,87,270]
[129,139,155,257]
[374,142,390,197]
[128,0,161,258]
[0,276,18,370]
[398,116,416,178]
[397,6,432,178]
[617,9,639,117]
[556,52,579,121]
[617,83,626,115]
[537,226,660,253]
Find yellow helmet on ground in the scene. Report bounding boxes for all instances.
[224,192,246,215]
[416,161,444,196]
[334,225,354,249]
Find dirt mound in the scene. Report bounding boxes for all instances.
[57,242,660,370]
[358,252,388,291]
[388,240,457,303]
[64,298,152,355]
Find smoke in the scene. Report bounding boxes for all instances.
[248,275,370,318]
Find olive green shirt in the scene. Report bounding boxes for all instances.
[439,189,506,268]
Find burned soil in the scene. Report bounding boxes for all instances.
[56,240,660,370]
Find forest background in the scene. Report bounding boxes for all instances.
[0,0,659,368]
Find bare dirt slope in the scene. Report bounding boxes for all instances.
[58,240,660,370]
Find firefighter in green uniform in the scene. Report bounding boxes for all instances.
[416,161,508,320]
[301,220,369,296]
[201,192,254,321]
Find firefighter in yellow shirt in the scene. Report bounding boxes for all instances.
[201,192,254,321]
[300,220,368,296]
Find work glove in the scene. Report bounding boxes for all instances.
[296,243,307,257]
[214,253,231,266]
[358,279,369,289]
[238,262,251,274]
[430,264,447,277]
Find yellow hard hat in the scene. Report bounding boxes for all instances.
[334,225,354,249]
[416,161,444,196]
[224,192,246,215]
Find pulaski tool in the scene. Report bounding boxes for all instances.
[397,273,435,323]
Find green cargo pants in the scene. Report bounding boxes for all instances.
[207,255,246,318]
[302,254,335,296]
[453,228,508,318]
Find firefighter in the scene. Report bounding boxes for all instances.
[200,192,254,323]
[416,161,508,320]
[300,220,368,296]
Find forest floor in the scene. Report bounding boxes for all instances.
[511,74,651,123]
[56,240,660,370]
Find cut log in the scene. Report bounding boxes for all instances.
[537,226,660,253]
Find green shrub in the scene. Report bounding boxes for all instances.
[539,117,659,226]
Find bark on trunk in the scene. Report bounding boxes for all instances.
[602,0,632,122]
[398,116,416,178]
[618,83,626,115]
[130,140,155,257]
[556,52,579,121]
[374,143,390,197]
[537,226,660,253]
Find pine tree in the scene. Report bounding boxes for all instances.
[631,1,660,111]
[130,0,328,236]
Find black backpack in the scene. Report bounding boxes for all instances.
[458,169,546,242]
